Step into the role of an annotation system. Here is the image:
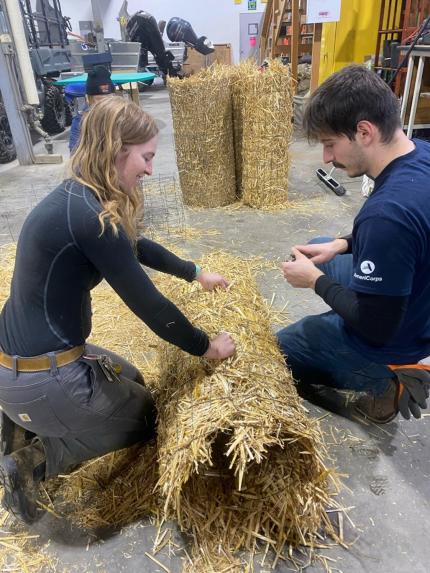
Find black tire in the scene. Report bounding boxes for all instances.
[41,85,66,135]
[0,104,17,164]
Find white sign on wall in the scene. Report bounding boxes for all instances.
[306,0,341,24]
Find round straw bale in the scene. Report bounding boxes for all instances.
[168,68,236,207]
[228,60,257,200]
[0,246,337,571]
[154,251,334,562]
[238,59,295,209]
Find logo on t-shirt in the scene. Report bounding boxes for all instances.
[354,259,382,282]
[360,260,375,274]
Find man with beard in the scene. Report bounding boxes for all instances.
[277,65,430,424]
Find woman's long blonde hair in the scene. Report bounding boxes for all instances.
[70,97,158,241]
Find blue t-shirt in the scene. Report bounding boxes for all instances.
[345,138,430,363]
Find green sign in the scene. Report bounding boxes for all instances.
[248,0,257,10]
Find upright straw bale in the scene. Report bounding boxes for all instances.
[239,59,295,209]
[155,252,335,566]
[168,68,236,207]
[229,59,256,200]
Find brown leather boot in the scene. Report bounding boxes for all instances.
[354,379,399,424]
[0,438,46,523]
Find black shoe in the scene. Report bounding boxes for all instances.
[0,439,46,524]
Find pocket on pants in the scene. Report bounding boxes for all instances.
[0,395,69,437]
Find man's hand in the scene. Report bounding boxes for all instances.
[281,248,324,289]
[293,238,348,265]
[197,271,229,291]
[203,332,236,359]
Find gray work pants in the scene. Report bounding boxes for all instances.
[0,344,156,478]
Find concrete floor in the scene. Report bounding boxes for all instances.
[0,80,429,572]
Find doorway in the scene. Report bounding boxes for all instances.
[239,12,263,60]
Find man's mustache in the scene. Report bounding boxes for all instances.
[332,161,346,169]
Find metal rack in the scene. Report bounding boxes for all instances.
[399,44,430,135]
[374,0,430,88]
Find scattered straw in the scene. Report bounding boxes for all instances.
[0,244,15,312]
[0,516,56,572]
[150,225,221,244]
[86,280,160,385]
[144,551,171,572]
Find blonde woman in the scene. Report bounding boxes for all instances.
[0,97,235,523]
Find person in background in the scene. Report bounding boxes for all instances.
[68,64,115,153]
[277,64,430,425]
[0,97,235,523]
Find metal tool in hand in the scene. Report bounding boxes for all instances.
[287,252,313,262]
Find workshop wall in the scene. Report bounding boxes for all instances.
[60,0,92,35]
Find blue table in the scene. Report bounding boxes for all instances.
[54,71,155,86]
[55,72,156,104]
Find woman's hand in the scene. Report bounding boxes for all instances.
[203,332,236,359]
[292,238,348,265]
[197,270,229,291]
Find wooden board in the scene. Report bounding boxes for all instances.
[310,23,322,93]
[182,44,232,76]
[212,44,232,66]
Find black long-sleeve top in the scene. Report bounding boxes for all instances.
[315,274,408,346]
[314,235,408,346]
[0,180,209,357]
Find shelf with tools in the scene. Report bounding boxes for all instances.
[374,0,430,132]
[374,0,429,89]
[259,0,320,84]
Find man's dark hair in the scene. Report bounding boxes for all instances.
[303,64,401,143]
